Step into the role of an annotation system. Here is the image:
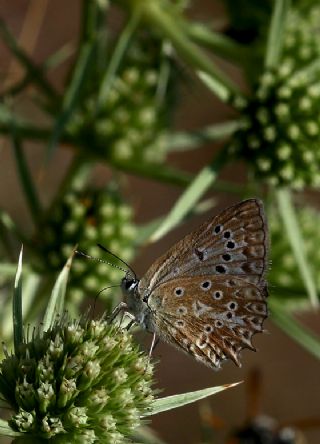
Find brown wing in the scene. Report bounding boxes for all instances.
[140,199,268,297]
[148,275,268,369]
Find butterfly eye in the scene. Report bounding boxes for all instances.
[124,278,136,290]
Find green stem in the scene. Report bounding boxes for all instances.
[2,43,75,98]
[111,158,191,186]
[96,10,141,112]
[149,147,229,242]
[0,210,31,253]
[134,0,240,100]
[270,298,320,360]
[269,283,317,308]
[47,41,95,158]
[81,0,101,42]
[169,121,240,151]
[265,0,291,69]
[0,19,58,101]
[186,22,252,66]
[276,188,318,308]
[10,122,42,225]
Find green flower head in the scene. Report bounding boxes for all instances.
[0,316,154,443]
[230,63,320,188]
[67,34,175,164]
[33,186,136,309]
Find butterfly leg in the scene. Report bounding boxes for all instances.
[122,312,136,330]
[148,332,159,358]
[108,302,128,324]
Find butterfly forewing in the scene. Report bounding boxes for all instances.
[138,199,268,369]
[140,199,268,292]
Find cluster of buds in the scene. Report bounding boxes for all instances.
[68,36,174,164]
[0,316,154,443]
[33,187,136,308]
[230,63,320,187]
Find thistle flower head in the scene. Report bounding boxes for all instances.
[284,5,320,70]
[230,64,320,187]
[68,35,175,164]
[33,186,136,308]
[0,315,154,443]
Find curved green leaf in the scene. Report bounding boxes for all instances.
[42,251,74,331]
[150,149,228,242]
[13,246,23,354]
[144,382,241,417]
[169,121,240,152]
[47,41,95,158]
[270,298,320,360]
[0,418,22,438]
[265,0,290,69]
[276,189,318,308]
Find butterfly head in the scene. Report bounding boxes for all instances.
[121,272,139,294]
[121,272,155,330]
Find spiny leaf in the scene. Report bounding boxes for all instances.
[144,382,241,416]
[276,188,318,308]
[42,251,74,331]
[13,246,23,354]
[270,298,320,360]
[150,149,228,242]
[0,418,22,438]
[265,0,290,68]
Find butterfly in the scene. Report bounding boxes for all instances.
[120,198,269,369]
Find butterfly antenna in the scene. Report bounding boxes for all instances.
[92,284,121,315]
[75,250,128,274]
[97,243,137,280]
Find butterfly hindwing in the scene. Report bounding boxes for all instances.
[148,275,268,368]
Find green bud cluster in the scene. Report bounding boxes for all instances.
[283,5,320,70]
[34,187,136,306]
[230,65,320,187]
[68,36,174,164]
[0,316,154,443]
[270,206,320,292]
